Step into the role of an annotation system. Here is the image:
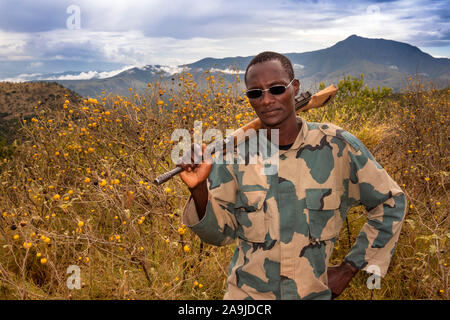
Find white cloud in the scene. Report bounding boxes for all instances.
[2,73,42,82]
[45,65,134,80]
[48,71,99,80]
[209,68,244,74]
[0,0,448,80]
[0,30,32,60]
[155,65,187,75]
[29,62,43,68]
[97,66,134,78]
[1,65,134,82]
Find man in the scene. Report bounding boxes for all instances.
[178,51,406,300]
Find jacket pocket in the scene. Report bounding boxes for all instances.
[235,190,268,243]
[306,188,343,241]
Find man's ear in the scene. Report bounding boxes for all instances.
[293,79,300,96]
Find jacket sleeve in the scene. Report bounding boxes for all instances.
[182,162,238,246]
[343,136,406,277]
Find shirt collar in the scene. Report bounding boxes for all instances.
[289,117,308,151]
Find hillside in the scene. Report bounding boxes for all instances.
[54,65,172,98]
[0,82,83,142]
[0,73,447,300]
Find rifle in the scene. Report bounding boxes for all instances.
[153,84,338,185]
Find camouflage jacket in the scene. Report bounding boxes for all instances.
[182,117,406,300]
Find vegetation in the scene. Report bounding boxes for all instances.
[0,73,448,299]
[0,81,83,144]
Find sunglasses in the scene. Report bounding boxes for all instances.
[245,79,295,99]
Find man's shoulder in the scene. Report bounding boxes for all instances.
[305,121,364,151]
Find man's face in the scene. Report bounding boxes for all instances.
[245,60,299,128]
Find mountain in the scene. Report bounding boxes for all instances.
[0,82,83,143]
[54,65,179,97]
[49,35,450,96]
[184,35,450,91]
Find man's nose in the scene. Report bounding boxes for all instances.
[261,90,275,105]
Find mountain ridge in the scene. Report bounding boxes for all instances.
[16,35,450,96]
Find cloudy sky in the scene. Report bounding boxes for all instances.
[0,0,448,80]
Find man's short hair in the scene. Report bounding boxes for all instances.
[245,51,294,85]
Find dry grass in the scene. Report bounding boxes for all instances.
[0,73,448,300]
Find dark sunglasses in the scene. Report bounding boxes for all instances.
[245,79,295,99]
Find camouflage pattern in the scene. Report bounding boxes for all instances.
[182,117,406,300]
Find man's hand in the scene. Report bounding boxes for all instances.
[178,143,212,189]
[178,143,212,220]
[327,261,359,299]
